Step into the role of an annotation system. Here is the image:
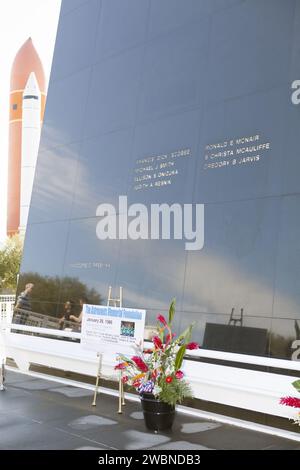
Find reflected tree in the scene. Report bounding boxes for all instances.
[17,272,102,317]
[270,333,296,360]
[0,235,23,293]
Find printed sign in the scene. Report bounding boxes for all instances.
[81,304,146,354]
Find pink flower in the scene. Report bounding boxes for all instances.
[114,362,127,370]
[280,396,300,408]
[122,375,128,383]
[175,370,184,380]
[186,342,200,350]
[157,314,167,326]
[165,376,173,384]
[132,356,148,372]
[153,336,163,350]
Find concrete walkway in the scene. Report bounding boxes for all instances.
[0,370,299,450]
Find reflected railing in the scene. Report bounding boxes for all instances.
[2,315,300,372]
[1,303,300,371]
[11,308,82,341]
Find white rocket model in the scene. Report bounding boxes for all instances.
[19,72,42,232]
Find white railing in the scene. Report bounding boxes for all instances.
[0,300,299,425]
[2,321,298,422]
[0,295,15,389]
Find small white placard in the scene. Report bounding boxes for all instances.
[81,304,146,354]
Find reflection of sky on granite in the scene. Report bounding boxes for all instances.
[20,0,300,360]
[24,136,300,334]
[29,144,80,223]
[24,206,288,325]
[39,67,91,152]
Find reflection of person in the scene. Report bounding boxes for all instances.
[15,283,34,311]
[58,300,75,328]
[69,296,88,324]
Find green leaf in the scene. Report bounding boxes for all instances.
[175,345,187,370]
[159,379,193,406]
[177,323,194,344]
[168,298,176,325]
[117,354,132,365]
[292,379,300,393]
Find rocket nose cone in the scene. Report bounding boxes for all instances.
[23,72,39,94]
[10,37,46,92]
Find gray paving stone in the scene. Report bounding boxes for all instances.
[153,440,212,450]
[122,429,170,450]
[50,386,94,398]
[129,411,144,420]
[75,446,109,450]
[0,421,75,449]
[0,370,298,450]
[12,379,58,390]
[68,415,117,430]
[181,422,222,433]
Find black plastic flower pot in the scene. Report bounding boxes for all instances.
[140,393,175,431]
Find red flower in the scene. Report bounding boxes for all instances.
[165,376,173,384]
[114,362,127,370]
[157,314,167,326]
[175,370,184,380]
[143,349,153,354]
[122,375,128,383]
[166,333,176,344]
[186,342,199,350]
[132,380,141,388]
[280,396,300,408]
[132,356,148,372]
[153,336,163,350]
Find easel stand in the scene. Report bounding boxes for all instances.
[91,286,126,413]
[92,352,102,406]
[228,307,244,326]
[118,370,125,414]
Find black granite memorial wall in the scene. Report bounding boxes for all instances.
[15,0,300,362]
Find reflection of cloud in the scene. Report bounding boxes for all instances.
[41,122,69,152]
[183,252,300,338]
[114,248,300,339]
[67,229,300,323]
[32,142,100,219]
[34,143,121,220]
[183,252,273,313]
[32,143,78,213]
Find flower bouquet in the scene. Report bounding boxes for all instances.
[115,299,200,430]
[280,379,300,426]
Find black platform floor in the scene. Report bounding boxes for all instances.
[0,370,299,450]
